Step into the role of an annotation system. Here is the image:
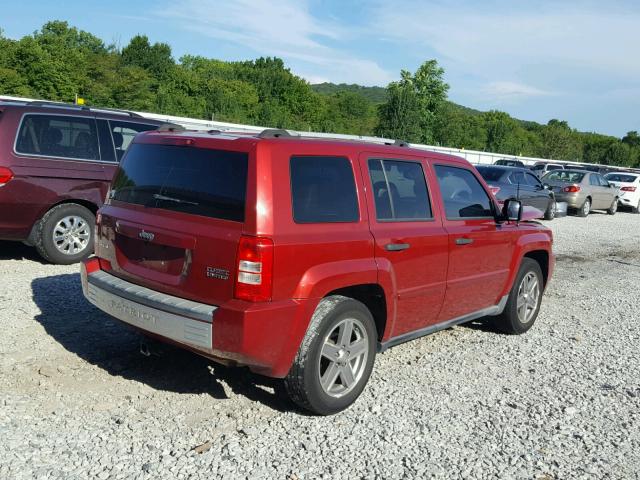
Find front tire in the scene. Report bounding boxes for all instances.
[543,199,556,220]
[491,258,544,335]
[35,203,95,265]
[284,296,377,415]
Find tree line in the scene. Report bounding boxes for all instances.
[1,21,638,167]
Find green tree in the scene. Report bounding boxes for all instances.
[121,35,174,79]
[376,60,449,143]
[537,119,580,160]
[622,131,640,148]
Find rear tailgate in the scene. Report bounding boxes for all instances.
[96,139,251,306]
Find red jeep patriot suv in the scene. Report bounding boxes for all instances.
[81,128,554,414]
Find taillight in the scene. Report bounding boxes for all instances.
[621,186,637,192]
[0,167,13,185]
[488,185,500,196]
[234,236,274,302]
[563,185,580,193]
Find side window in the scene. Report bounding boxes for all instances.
[508,170,527,185]
[109,120,158,161]
[525,172,542,187]
[290,156,359,223]
[16,114,99,160]
[435,165,493,219]
[598,175,610,187]
[589,174,599,186]
[368,159,432,221]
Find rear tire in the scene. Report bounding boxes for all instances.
[35,203,95,265]
[284,296,377,415]
[577,198,591,217]
[607,199,618,215]
[491,258,543,335]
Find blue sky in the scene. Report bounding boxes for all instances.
[2,0,638,137]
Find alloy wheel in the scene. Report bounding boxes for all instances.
[52,215,91,255]
[516,272,540,324]
[318,317,369,398]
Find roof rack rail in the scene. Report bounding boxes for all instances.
[383,139,409,147]
[258,128,298,139]
[157,123,186,132]
[27,100,143,118]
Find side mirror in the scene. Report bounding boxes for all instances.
[502,199,522,222]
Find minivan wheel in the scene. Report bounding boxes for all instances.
[577,198,591,217]
[607,199,618,215]
[491,258,543,335]
[35,203,95,265]
[284,295,376,415]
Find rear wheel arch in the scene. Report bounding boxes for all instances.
[325,284,388,341]
[27,199,99,245]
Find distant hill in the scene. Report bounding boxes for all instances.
[311,82,388,104]
[311,82,483,117]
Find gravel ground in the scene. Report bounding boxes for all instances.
[1,211,639,479]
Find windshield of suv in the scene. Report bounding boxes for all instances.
[110,143,248,222]
[543,171,585,183]
[605,173,638,183]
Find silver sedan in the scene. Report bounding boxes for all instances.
[542,170,619,217]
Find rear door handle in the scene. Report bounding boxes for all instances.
[385,243,410,251]
[455,238,474,245]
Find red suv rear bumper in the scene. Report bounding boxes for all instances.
[81,258,313,378]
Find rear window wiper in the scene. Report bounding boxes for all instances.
[152,193,199,206]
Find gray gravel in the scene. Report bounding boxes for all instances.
[1,212,639,479]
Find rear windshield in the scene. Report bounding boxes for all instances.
[605,173,638,183]
[476,167,506,182]
[543,171,585,183]
[110,143,248,222]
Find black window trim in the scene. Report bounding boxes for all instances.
[367,157,435,223]
[434,163,498,221]
[289,154,361,225]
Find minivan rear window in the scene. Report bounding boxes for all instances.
[110,143,248,222]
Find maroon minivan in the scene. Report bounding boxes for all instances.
[0,100,169,264]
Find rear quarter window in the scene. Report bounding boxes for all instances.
[290,156,359,223]
[15,114,99,161]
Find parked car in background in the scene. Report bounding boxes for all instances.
[476,165,556,220]
[604,172,640,213]
[0,100,172,264]
[81,128,555,415]
[530,162,564,178]
[494,158,525,168]
[542,169,619,217]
